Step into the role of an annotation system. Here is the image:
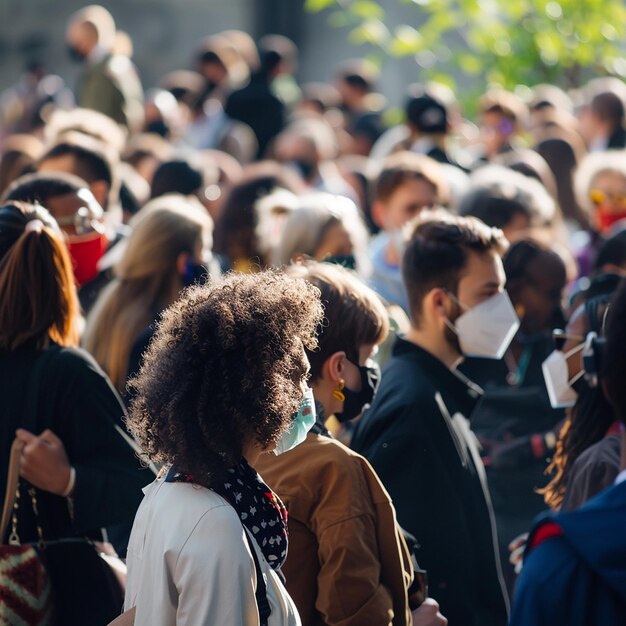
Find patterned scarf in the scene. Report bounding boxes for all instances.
[165,458,288,570]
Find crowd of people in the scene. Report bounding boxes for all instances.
[1,4,626,625]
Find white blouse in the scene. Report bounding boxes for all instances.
[124,477,301,626]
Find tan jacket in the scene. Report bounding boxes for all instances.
[255,433,413,626]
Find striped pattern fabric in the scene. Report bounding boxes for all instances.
[0,546,53,625]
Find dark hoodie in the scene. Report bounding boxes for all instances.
[509,478,626,625]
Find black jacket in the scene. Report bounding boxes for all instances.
[0,344,148,545]
[225,73,286,158]
[352,338,509,626]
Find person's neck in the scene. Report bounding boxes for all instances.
[310,382,332,422]
[405,325,462,369]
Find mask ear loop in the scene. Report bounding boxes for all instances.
[443,289,468,312]
[442,290,465,337]
[563,342,586,387]
[563,342,585,360]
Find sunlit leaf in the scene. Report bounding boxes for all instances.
[348,19,391,46]
[305,0,336,12]
[350,0,386,20]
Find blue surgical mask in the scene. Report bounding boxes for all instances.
[274,388,316,455]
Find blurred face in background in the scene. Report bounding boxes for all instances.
[314,217,353,262]
[511,252,567,336]
[374,178,437,232]
[588,170,626,233]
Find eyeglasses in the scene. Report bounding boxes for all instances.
[588,188,626,208]
[55,206,104,236]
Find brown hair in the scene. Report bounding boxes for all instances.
[374,151,447,205]
[286,261,388,379]
[0,202,79,350]
[403,210,509,326]
[479,89,527,125]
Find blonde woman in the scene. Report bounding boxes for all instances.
[273,192,371,277]
[83,193,214,394]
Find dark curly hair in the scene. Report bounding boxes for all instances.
[127,270,323,485]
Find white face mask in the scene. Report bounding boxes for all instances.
[273,388,316,455]
[542,345,585,409]
[448,291,520,360]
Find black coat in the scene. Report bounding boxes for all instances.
[225,73,286,158]
[0,344,148,546]
[352,338,509,626]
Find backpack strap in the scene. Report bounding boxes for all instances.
[243,528,272,626]
[528,520,564,552]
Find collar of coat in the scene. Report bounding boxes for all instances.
[393,336,484,418]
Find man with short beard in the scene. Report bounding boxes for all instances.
[353,211,513,626]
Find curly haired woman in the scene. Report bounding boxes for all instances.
[121,271,323,626]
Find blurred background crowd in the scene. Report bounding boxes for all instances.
[1,2,626,625]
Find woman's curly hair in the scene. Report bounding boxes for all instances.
[127,270,322,485]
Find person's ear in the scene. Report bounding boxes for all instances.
[89,181,110,210]
[427,287,451,321]
[371,200,388,230]
[323,351,346,384]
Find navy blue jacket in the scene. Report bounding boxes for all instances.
[510,478,626,625]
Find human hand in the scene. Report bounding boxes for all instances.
[411,598,448,626]
[15,429,72,496]
[509,532,529,575]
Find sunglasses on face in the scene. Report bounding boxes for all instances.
[588,188,626,207]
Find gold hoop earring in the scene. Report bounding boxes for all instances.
[331,379,346,402]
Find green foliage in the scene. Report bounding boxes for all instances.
[306,0,626,91]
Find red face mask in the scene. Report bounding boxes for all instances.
[67,231,108,286]
[597,206,626,233]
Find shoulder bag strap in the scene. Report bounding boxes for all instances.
[0,346,62,541]
[0,439,26,539]
[243,528,271,626]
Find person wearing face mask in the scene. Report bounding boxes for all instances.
[273,119,358,202]
[457,239,568,593]
[540,286,623,513]
[572,150,626,277]
[4,165,118,314]
[116,271,322,625]
[255,262,447,626]
[352,211,512,626]
[83,194,215,397]
[509,280,626,626]
[368,152,447,312]
[65,5,143,131]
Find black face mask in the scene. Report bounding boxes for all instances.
[67,45,86,63]
[287,159,316,181]
[182,261,208,287]
[335,361,381,423]
[145,119,170,138]
[323,254,357,270]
